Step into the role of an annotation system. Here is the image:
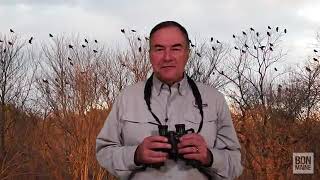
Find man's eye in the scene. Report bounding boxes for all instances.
[155,48,164,51]
[172,48,181,51]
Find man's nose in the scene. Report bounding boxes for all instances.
[163,49,172,61]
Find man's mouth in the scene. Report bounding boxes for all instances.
[161,66,175,69]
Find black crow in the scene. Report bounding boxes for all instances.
[28,37,33,44]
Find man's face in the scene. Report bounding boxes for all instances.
[149,26,189,85]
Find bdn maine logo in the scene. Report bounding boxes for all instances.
[293,153,314,174]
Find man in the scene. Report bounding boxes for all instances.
[96,21,242,180]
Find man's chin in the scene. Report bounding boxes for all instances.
[158,75,179,85]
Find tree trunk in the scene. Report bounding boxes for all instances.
[0,104,5,159]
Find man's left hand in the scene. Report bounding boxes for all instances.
[177,133,212,166]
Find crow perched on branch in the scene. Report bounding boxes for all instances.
[121,29,125,33]
[259,46,265,50]
[49,33,53,37]
[10,28,14,33]
[28,37,33,44]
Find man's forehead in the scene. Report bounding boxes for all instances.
[150,27,187,46]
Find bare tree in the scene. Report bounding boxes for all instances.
[118,29,151,83]
[34,34,112,179]
[186,37,229,88]
[0,33,35,158]
[213,27,289,179]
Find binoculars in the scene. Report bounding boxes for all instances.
[152,124,200,168]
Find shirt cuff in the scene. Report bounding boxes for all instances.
[203,148,214,167]
[210,148,227,175]
[125,145,143,170]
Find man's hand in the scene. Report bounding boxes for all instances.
[178,133,212,166]
[134,135,171,165]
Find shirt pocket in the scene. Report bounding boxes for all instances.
[183,109,217,147]
[120,112,158,146]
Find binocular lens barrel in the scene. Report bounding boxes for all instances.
[158,125,168,136]
[175,124,185,135]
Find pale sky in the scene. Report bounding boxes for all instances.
[1,0,320,65]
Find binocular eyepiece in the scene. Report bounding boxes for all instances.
[158,124,189,160]
[154,124,200,168]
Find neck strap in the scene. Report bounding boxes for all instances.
[144,74,204,133]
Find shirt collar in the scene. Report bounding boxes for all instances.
[152,73,188,96]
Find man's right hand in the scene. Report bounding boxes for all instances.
[134,135,171,165]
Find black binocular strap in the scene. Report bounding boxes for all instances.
[144,73,204,133]
[144,74,162,126]
[186,75,204,134]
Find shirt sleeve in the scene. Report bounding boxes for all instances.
[202,94,243,179]
[96,94,142,178]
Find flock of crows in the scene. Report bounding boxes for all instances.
[119,26,319,74]
[1,26,319,81]
[0,28,100,54]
